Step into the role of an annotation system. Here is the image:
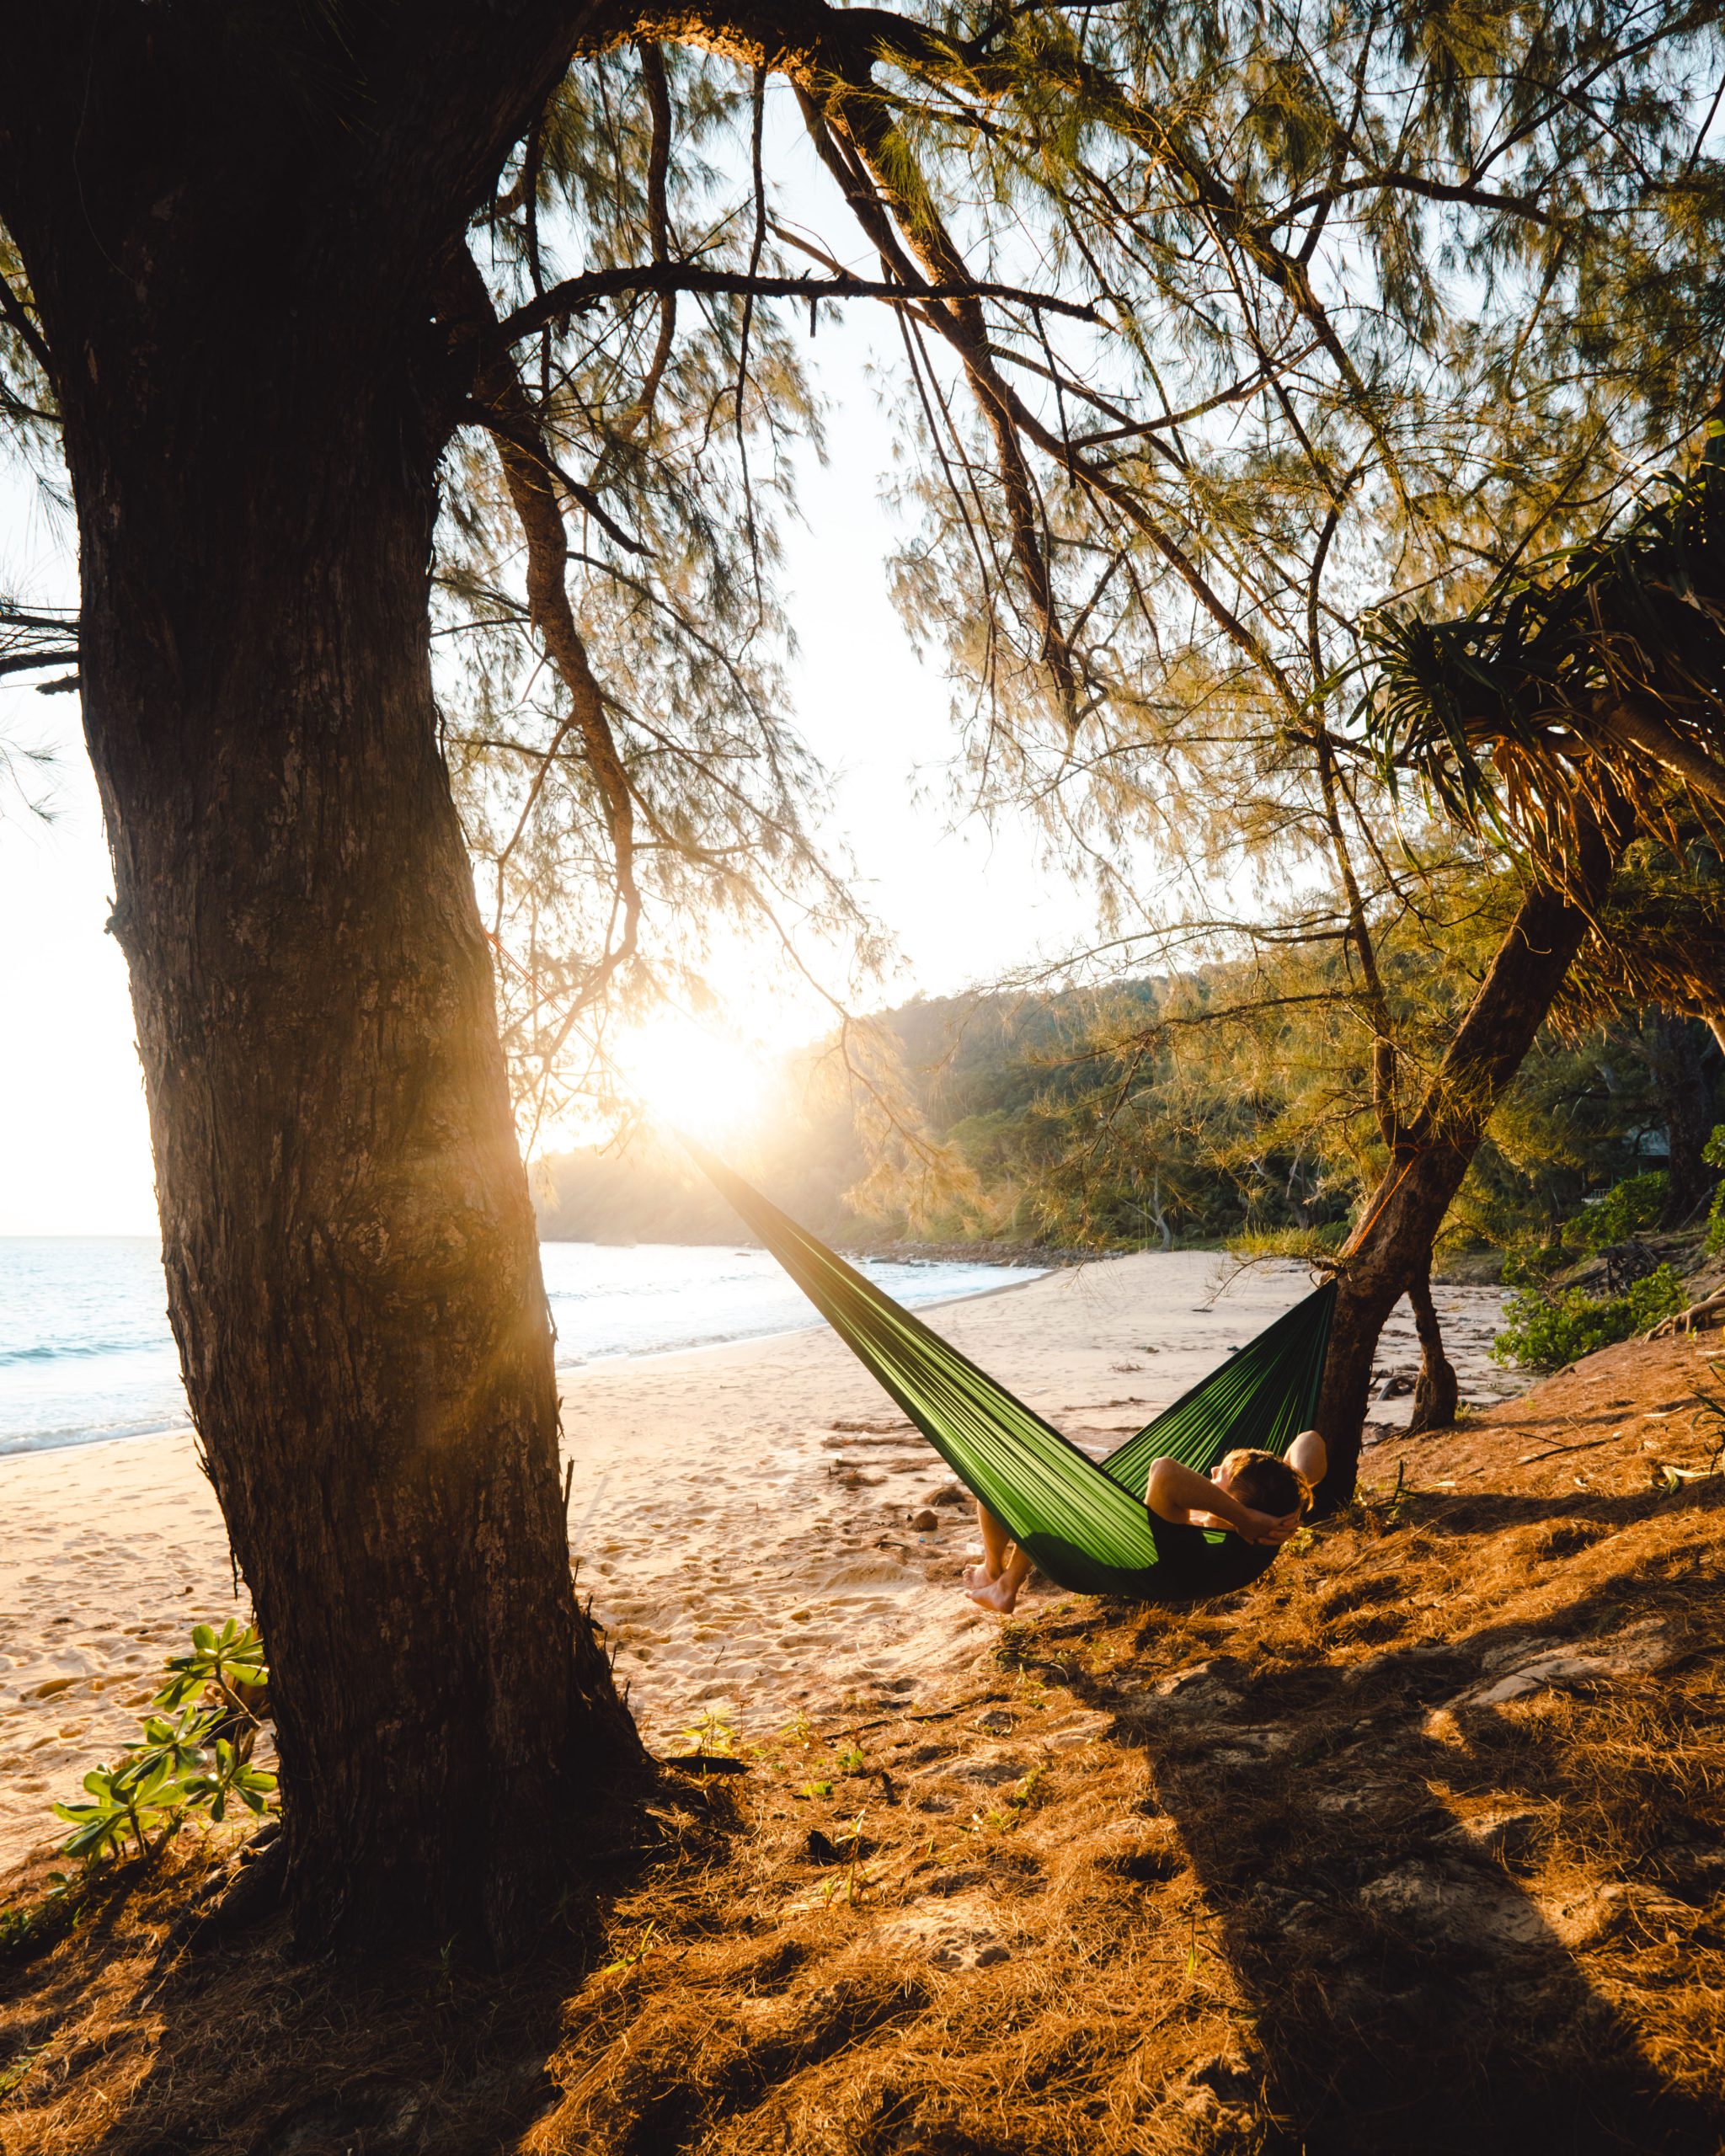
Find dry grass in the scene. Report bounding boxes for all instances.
[3,1330,1724,2155]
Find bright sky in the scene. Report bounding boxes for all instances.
[0,290,1101,1235]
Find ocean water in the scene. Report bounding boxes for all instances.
[0,1236,1039,1460]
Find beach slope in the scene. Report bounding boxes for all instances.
[0,1251,1511,1874]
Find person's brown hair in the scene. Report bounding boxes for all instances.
[1219,1448,1310,1518]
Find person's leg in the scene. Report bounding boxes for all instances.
[967,1539,1032,1613]
[964,1500,1015,1591]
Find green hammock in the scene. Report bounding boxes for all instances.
[686,1139,1335,1599]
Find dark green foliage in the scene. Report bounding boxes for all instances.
[1491,1262,1686,1370]
[1706,1127,1725,1254]
[1572,1170,1670,1251]
[536,956,1722,1257]
[1368,453,1725,846]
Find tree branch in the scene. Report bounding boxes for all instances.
[487,259,1100,355]
[0,644,78,678]
[1598,697,1725,809]
[451,399,648,554]
[805,83,1081,719]
[440,245,643,1019]
[0,264,51,380]
[1279,168,1558,230]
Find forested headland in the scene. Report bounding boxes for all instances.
[537,950,1725,1271]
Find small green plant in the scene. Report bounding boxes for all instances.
[674,1709,739,1759]
[1693,1358,1725,1471]
[0,1874,81,1968]
[1492,1262,1687,1371]
[0,2043,46,2100]
[835,1744,867,1774]
[155,1617,269,1712]
[600,1920,660,1976]
[53,1621,275,1865]
[821,1810,871,1903]
[1006,1766,1044,1819]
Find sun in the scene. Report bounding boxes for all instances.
[609,1014,770,1143]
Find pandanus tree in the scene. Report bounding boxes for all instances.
[1557,850,1725,1225]
[1355,454,1725,1430]
[2,0,1722,1947]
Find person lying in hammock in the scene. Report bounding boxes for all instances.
[964,1429,1327,1614]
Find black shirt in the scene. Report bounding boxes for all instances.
[1146,1509,1282,1602]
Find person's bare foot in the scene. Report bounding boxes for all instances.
[962,1561,998,1593]
[967,1571,1023,1614]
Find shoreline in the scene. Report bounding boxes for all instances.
[550,1249,1058,1377]
[0,1257,1058,1466]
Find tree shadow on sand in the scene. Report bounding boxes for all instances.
[1,1765,740,2156]
[1007,1485,1725,2155]
[1133,1571,1720,2150]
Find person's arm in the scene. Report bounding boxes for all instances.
[1146,1457,1300,1545]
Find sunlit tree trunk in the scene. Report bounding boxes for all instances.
[76,348,637,1950]
[1313,827,1618,1512]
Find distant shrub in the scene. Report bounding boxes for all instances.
[1706,1128,1725,1256]
[1492,1263,1687,1371]
[1572,1170,1669,1251]
[1500,1235,1572,1289]
[1230,1226,1346,1262]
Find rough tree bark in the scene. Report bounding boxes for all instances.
[1312,819,1621,1512]
[1406,1265,1460,1435]
[0,8,645,1953]
[1651,1011,1718,1227]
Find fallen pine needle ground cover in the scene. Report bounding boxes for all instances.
[3,1327,1722,2154]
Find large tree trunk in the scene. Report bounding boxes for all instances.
[1314,828,1618,1512]
[77,366,636,1951]
[1,11,643,1955]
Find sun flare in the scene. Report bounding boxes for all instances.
[609,1015,769,1144]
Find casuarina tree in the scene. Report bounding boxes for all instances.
[0,1,1167,1954]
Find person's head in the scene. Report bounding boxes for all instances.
[1213,1448,1311,1518]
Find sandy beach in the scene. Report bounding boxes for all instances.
[0,1251,1514,1876]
